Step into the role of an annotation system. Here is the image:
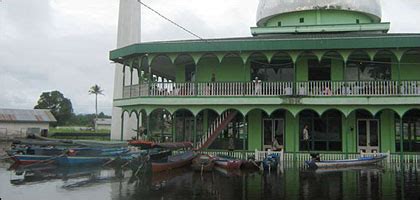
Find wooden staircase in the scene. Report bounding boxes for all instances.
[196,111,238,150]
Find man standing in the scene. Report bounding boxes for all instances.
[303,125,310,151]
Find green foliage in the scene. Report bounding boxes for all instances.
[34,91,73,126]
[67,112,111,127]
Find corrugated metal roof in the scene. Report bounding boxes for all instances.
[0,109,57,123]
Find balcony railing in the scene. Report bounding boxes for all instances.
[122,80,420,98]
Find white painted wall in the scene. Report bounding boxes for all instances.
[111,0,142,141]
[0,122,50,139]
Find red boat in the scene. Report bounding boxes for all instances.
[214,156,243,170]
[152,151,196,173]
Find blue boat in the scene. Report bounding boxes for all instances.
[305,155,388,169]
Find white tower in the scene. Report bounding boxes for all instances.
[111,0,141,140]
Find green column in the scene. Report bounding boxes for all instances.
[243,115,246,150]
[146,114,150,141]
[129,67,133,97]
[136,113,140,140]
[400,117,404,159]
[194,116,197,145]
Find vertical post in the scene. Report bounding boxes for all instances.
[194,115,197,146]
[398,60,401,95]
[172,114,175,142]
[293,62,297,96]
[343,61,347,95]
[130,67,133,97]
[345,115,349,159]
[146,114,150,141]
[400,117,404,160]
[122,64,126,97]
[120,113,125,141]
[160,111,164,142]
[136,113,140,140]
[243,62,246,96]
[242,115,246,160]
[148,65,152,96]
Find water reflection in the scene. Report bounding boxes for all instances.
[1,161,420,200]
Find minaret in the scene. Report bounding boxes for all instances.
[111,0,141,140]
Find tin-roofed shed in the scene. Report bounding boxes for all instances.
[0,109,56,139]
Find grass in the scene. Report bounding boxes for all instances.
[50,128,110,134]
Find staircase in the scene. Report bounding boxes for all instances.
[196,111,238,150]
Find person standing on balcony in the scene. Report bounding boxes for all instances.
[303,125,310,151]
[253,76,262,95]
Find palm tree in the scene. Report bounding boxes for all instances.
[89,84,104,131]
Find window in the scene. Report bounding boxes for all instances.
[396,111,420,152]
[308,59,332,81]
[300,110,342,151]
[300,18,304,23]
[278,21,282,27]
[356,19,360,24]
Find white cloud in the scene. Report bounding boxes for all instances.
[0,0,419,114]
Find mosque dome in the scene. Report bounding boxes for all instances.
[256,0,382,27]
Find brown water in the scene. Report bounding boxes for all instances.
[0,161,419,200]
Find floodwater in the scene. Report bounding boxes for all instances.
[1,159,420,200]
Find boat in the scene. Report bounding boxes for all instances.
[213,155,243,170]
[305,154,388,169]
[152,151,196,173]
[191,154,214,172]
[262,153,281,171]
[128,140,193,150]
[11,148,130,165]
[241,158,262,170]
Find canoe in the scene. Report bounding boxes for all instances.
[214,156,243,170]
[262,153,281,171]
[191,154,214,172]
[128,140,193,150]
[12,148,130,165]
[152,151,196,173]
[305,155,388,169]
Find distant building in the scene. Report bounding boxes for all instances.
[0,109,56,139]
[95,118,112,131]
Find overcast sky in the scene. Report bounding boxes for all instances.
[0,0,419,115]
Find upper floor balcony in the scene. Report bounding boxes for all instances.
[122,80,420,99]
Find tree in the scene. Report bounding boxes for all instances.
[89,84,104,130]
[34,91,74,126]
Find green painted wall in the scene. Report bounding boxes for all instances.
[331,59,344,81]
[296,58,308,81]
[197,57,248,82]
[380,110,396,153]
[285,112,299,152]
[247,110,262,150]
[176,64,185,82]
[265,10,374,27]
[346,112,357,153]
[400,55,420,80]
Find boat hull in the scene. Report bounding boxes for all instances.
[306,155,387,169]
[12,155,54,165]
[214,159,242,170]
[191,154,214,172]
[152,151,195,173]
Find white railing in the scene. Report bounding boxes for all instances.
[255,149,284,161]
[122,80,420,98]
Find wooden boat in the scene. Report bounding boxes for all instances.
[305,155,388,169]
[128,140,192,150]
[12,148,130,165]
[214,155,243,170]
[262,153,281,171]
[191,154,214,172]
[152,151,196,173]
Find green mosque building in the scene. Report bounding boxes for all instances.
[110,0,420,158]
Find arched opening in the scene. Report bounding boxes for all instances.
[299,109,342,151]
[149,55,176,96]
[261,109,291,151]
[348,109,380,153]
[208,109,245,151]
[149,108,173,142]
[396,109,420,152]
[196,54,220,96]
[246,108,270,151]
[196,109,220,144]
[400,50,420,96]
[173,109,195,143]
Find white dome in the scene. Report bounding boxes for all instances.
[257,0,382,26]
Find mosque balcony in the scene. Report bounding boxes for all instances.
[120,80,420,99]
